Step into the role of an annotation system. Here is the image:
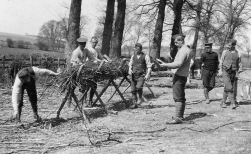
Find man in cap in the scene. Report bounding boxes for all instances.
[128,43,152,108]
[219,39,242,109]
[200,43,219,104]
[70,37,88,65]
[159,34,193,124]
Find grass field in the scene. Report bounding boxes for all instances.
[0,47,65,59]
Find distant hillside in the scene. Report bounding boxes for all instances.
[0,32,37,44]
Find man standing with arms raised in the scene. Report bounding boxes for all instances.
[159,34,193,124]
[201,43,219,104]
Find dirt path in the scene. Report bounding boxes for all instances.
[1,77,251,154]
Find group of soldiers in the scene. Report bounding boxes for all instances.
[9,34,242,125]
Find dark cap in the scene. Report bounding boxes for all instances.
[135,43,142,49]
[172,34,186,40]
[77,37,88,43]
[205,43,213,47]
[228,39,237,45]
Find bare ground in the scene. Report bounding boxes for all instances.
[1,77,251,154]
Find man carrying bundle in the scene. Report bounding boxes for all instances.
[128,43,152,108]
[219,39,242,109]
[201,43,219,104]
[159,34,193,124]
[11,67,60,122]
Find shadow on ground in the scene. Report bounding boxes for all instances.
[184,112,207,121]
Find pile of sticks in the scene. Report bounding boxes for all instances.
[56,60,129,93]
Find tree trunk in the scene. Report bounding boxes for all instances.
[65,0,82,63]
[192,0,202,58]
[110,0,126,60]
[101,0,115,56]
[170,0,184,60]
[152,0,166,60]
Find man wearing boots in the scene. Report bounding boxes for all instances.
[219,39,242,109]
[159,34,193,124]
[201,43,219,104]
[11,67,60,122]
[128,43,152,108]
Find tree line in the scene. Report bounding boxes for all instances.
[47,0,251,63]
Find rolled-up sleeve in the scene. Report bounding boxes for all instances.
[128,55,134,69]
[145,55,153,68]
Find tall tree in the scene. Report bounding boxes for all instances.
[191,0,202,55]
[110,0,126,59]
[101,0,115,56]
[152,0,166,60]
[65,0,82,63]
[169,0,184,60]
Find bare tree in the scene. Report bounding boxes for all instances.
[38,20,62,51]
[152,0,166,60]
[110,0,126,59]
[169,0,184,60]
[65,0,82,63]
[101,0,115,56]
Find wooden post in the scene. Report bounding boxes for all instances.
[56,90,70,118]
[45,57,48,68]
[30,56,33,66]
[39,57,42,67]
[2,55,5,70]
[57,58,60,68]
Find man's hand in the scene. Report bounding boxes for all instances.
[144,73,151,81]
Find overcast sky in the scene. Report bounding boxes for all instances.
[0,0,102,37]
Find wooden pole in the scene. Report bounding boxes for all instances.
[56,90,70,118]
[111,79,128,106]
[2,55,5,70]
[30,56,33,66]
[107,77,126,103]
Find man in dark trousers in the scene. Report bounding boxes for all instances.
[219,39,242,109]
[159,34,193,124]
[11,66,60,122]
[201,43,219,104]
[128,43,152,108]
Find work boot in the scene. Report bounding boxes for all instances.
[137,89,143,104]
[34,113,41,122]
[220,91,228,108]
[15,107,22,122]
[229,92,237,109]
[204,88,210,104]
[166,117,183,124]
[180,102,186,119]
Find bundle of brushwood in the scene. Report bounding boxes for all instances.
[56,60,129,93]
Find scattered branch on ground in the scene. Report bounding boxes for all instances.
[182,120,251,133]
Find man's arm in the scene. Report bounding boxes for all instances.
[237,51,242,72]
[160,49,188,69]
[128,55,134,75]
[33,67,60,76]
[97,49,104,61]
[145,55,152,80]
